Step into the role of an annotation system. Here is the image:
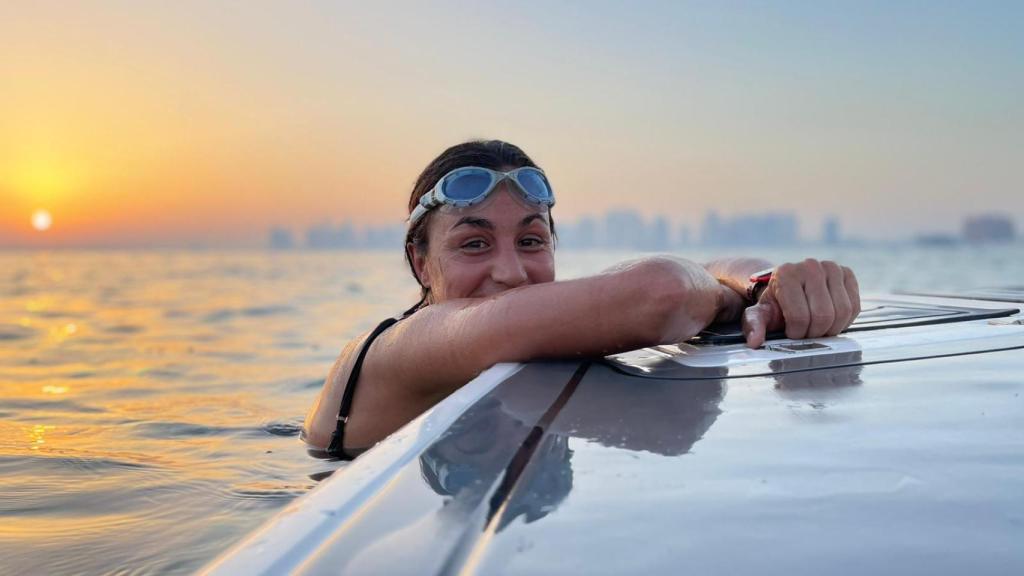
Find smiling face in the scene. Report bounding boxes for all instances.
[410,180,555,302]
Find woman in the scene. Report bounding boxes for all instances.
[303,140,861,458]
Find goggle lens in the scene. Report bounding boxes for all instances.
[515,169,553,202]
[442,169,494,201]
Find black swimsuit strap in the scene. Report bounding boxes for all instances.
[326,316,400,458]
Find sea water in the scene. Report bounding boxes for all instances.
[1,245,1022,575]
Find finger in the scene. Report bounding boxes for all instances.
[802,259,835,338]
[823,261,852,336]
[758,290,785,330]
[775,264,811,339]
[842,266,861,325]
[743,304,768,348]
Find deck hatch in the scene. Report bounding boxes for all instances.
[690,299,1018,345]
[902,285,1024,303]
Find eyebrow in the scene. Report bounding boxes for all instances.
[450,216,494,231]
[519,213,548,227]
[449,213,548,232]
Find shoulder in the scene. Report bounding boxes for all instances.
[301,320,397,450]
[336,312,457,450]
[335,315,407,394]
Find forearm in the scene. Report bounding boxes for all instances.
[483,256,724,358]
[396,256,723,385]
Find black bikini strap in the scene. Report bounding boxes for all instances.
[326,316,400,458]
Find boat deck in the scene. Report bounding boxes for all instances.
[204,293,1024,575]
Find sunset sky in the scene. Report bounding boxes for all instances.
[1,1,1021,247]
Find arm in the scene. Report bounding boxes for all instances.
[303,256,727,449]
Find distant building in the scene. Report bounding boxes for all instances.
[306,222,356,249]
[558,212,680,250]
[364,223,405,250]
[823,216,840,245]
[645,216,671,251]
[676,224,691,247]
[289,221,406,250]
[605,210,646,250]
[701,211,799,246]
[575,216,598,249]
[700,211,722,246]
[268,227,295,250]
[559,216,599,249]
[963,214,1015,243]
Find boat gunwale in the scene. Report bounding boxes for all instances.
[201,363,525,576]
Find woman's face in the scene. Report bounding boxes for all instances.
[412,178,555,302]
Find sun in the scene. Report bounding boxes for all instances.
[31,209,53,232]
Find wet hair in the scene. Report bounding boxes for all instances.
[404,140,555,304]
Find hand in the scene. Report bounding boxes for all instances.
[741,259,861,349]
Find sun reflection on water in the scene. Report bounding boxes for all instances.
[27,424,55,451]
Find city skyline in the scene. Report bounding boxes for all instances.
[2,2,1022,248]
[264,209,1018,252]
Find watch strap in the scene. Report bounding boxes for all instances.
[746,267,774,303]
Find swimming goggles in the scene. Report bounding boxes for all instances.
[408,166,555,226]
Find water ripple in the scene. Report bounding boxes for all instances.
[104,324,146,334]
[5,398,106,414]
[131,421,245,439]
[0,324,37,341]
[298,378,325,390]
[241,304,295,317]
[201,304,295,323]
[0,454,152,475]
[137,368,185,380]
[227,481,312,502]
[261,420,304,437]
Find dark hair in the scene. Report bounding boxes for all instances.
[404,140,556,304]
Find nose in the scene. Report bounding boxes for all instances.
[490,243,529,288]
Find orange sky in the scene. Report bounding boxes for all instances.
[1,2,1021,247]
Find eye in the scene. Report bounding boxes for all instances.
[518,236,548,249]
[461,238,490,251]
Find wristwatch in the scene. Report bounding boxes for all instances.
[746,267,774,303]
